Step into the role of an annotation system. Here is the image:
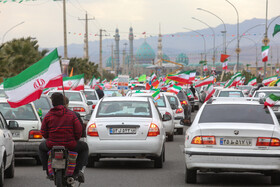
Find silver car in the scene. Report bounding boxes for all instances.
[86,97,166,168]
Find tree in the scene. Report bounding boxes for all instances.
[0,37,48,78]
[68,58,99,83]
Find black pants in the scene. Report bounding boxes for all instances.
[38,140,89,172]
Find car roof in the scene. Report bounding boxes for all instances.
[161,92,176,96]
[102,97,149,102]
[49,90,82,93]
[131,93,162,96]
[219,88,242,91]
[209,97,259,105]
[256,89,280,92]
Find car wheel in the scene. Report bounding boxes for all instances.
[154,148,164,168]
[185,167,197,184]
[177,128,183,135]
[168,134,174,141]
[271,172,280,185]
[87,156,97,168]
[0,160,4,187]
[5,154,14,178]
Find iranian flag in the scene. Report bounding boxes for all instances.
[102,79,107,83]
[168,85,182,94]
[151,79,160,88]
[203,65,208,71]
[61,74,84,90]
[88,75,97,88]
[204,83,215,102]
[152,90,160,100]
[166,71,190,84]
[195,76,214,87]
[146,83,151,90]
[4,49,63,108]
[238,76,246,86]
[131,84,136,90]
[224,72,242,88]
[150,72,157,83]
[189,70,196,82]
[187,92,192,99]
[264,94,280,107]
[247,77,257,86]
[262,46,270,62]
[220,54,230,62]
[262,75,277,86]
[222,61,228,70]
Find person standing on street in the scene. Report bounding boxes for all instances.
[95,85,104,99]
[190,85,196,97]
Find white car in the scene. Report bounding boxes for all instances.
[0,98,42,164]
[48,90,92,121]
[130,92,175,141]
[163,92,185,135]
[83,89,99,110]
[216,88,244,97]
[0,111,15,186]
[184,97,280,184]
[86,97,166,168]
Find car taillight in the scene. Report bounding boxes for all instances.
[181,100,187,105]
[29,130,42,139]
[191,136,216,145]
[256,137,280,146]
[194,96,198,100]
[147,123,160,136]
[176,108,183,113]
[92,105,96,109]
[73,107,86,112]
[248,94,252,97]
[87,123,99,136]
[54,152,64,159]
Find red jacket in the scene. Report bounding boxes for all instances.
[41,105,82,150]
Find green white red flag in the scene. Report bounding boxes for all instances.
[60,74,84,90]
[262,75,277,86]
[262,46,270,62]
[247,77,257,86]
[264,94,280,107]
[195,76,214,87]
[150,72,157,83]
[4,49,62,108]
[152,90,160,100]
[168,85,182,94]
[224,72,242,88]
[220,54,230,62]
[166,71,190,84]
[189,70,196,82]
[204,83,215,102]
[88,75,97,88]
[222,61,228,70]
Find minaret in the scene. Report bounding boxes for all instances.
[157,24,163,66]
[115,28,120,74]
[129,27,134,76]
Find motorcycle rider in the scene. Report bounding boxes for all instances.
[38,92,88,182]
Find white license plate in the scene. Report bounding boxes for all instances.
[12,132,20,138]
[110,128,136,134]
[220,138,252,146]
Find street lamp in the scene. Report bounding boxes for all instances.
[183,27,207,76]
[2,21,25,44]
[197,8,227,54]
[225,0,240,72]
[192,17,216,69]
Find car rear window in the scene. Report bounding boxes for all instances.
[97,101,151,118]
[0,103,37,120]
[177,91,188,101]
[199,104,274,124]
[218,91,244,97]
[84,91,98,100]
[167,96,179,108]
[33,97,51,110]
[49,92,82,102]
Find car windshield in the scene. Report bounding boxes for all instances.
[33,97,51,110]
[167,96,179,108]
[254,91,280,98]
[104,90,122,97]
[0,103,37,120]
[199,104,274,124]
[49,92,82,102]
[97,101,151,118]
[133,95,166,107]
[84,90,98,100]
[218,91,244,97]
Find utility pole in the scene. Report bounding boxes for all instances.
[63,0,67,59]
[78,12,94,60]
[98,29,108,78]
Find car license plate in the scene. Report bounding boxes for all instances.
[110,128,136,134]
[220,138,252,146]
[12,132,20,138]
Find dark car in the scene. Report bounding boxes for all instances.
[176,91,192,124]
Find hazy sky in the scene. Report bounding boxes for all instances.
[0,0,279,48]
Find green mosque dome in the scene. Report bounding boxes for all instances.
[176,53,189,65]
[135,41,156,64]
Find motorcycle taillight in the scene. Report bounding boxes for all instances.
[54,152,64,159]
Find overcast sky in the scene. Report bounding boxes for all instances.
[0,0,279,48]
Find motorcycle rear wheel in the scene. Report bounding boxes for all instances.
[55,170,64,187]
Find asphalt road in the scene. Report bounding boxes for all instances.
[5,111,277,187]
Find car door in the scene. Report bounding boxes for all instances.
[0,113,13,164]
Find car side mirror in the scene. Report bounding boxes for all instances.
[162,113,172,121]
[7,121,24,130]
[87,101,93,105]
[84,113,91,121]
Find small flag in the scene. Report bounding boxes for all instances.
[203,64,208,71]
[262,46,270,62]
[222,61,228,70]
[152,90,160,100]
[204,83,215,102]
[69,67,73,77]
[264,94,280,107]
[220,54,230,62]
[168,85,182,95]
[273,24,280,37]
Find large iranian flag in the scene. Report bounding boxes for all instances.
[262,75,277,86]
[204,83,215,102]
[166,71,190,84]
[195,76,214,87]
[4,49,63,108]
[264,94,280,107]
[224,72,242,88]
[247,77,257,86]
[62,74,84,90]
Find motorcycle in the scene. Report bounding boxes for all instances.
[47,146,83,187]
